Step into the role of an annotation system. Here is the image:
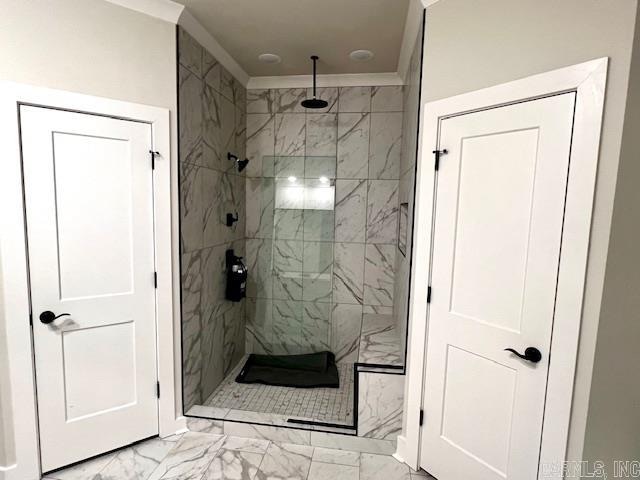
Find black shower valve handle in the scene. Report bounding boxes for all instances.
[227,152,238,162]
[226,212,239,227]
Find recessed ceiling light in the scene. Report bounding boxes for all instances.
[349,50,374,62]
[288,176,297,183]
[258,53,281,64]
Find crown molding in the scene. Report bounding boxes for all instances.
[247,72,404,90]
[178,9,250,86]
[103,0,184,24]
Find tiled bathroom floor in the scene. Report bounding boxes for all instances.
[202,358,354,425]
[42,431,434,480]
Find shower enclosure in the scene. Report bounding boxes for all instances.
[178,16,424,435]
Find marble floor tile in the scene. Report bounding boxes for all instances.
[148,432,225,480]
[96,437,177,480]
[307,461,358,480]
[255,443,313,480]
[202,449,264,480]
[222,436,271,454]
[311,447,360,466]
[360,453,410,480]
[44,452,116,480]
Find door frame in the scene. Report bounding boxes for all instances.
[0,82,184,480]
[398,58,608,475]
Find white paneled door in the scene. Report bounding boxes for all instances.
[420,94,576,480]
[21,106,158,472]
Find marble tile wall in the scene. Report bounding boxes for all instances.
[178,27,247,411]
[245,86,403,362]
[392,22,425,360]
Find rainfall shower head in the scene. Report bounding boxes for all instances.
[301,55,328,109]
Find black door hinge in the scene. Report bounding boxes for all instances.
[156,381,160,399]
[150,150,160,170]
[29,312,33,326]
[433,149,448,171]
[154,271,158,289]
[419,409,424,426]
[427,286,432,303]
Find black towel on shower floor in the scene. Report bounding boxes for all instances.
[235,351,339,388]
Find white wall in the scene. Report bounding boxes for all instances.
[0,0,180,471]
[582,3,640,468]
[419,0,639,465]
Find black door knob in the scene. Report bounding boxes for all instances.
[39,311,70,324]
[504,346,542,363]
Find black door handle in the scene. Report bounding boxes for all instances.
[39,311,70,325]
[504,347,542,363]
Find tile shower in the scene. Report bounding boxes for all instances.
[179,17,423,442]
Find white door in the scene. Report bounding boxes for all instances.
[420,93,576,480]
[20,106,159,472]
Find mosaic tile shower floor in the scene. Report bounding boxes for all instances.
[204,358,354,425]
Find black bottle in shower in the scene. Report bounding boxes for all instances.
[225,249,247,302]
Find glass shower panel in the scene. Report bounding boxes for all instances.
[266,156,335,355]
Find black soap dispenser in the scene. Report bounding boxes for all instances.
[225,249,247,302]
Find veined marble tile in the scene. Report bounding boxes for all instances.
[366,180,398,244]
[364,244,396,307]
[246,114,275,178]
[182,252,203,410]
[305,156,336,179]
[245,239,273,298]
[301,302,331,351]
[273,240,303,273]
[331,303,363,363]
[337,113,370,179]
[235,107,247,162]
[256,443,313,480]
[178,65,203,166]
[360,453,410,480]
[203,84,223,170]
[203,449,263,480]
[358,373,404,440]
[200,306,224,400]
[178,27,202,77]
[222,436,270,454]
[274,156,304,178]
[220,95,236,163]
[188,404,231,419]
[310,432,395,455]
[246,298,273,354]
[45,451,116,480]
[273,271,303,301]
[187,416,225,435]
[220,67,236,103]
[180,163,204,252]
[148,432,225,480]
[338,86,372,113]
[201,167,224,247]
[306,114,337,156]
[363,305,394,315]
[369,113,402,180]
[303,210,334,241]
[371,86,403,112]
[275,114,306,156]
[272,300,303,352]
[302,241,333,273]
[275,88,307,113]
[274,209,303,240]
[223,422,311,445]
[333,243,365,304]
[306,87,339,113]
[246,177,275,238]
[222,302,245,375]
[203,48,221,92]
[302,273,332,303]
[308,462,358,480]
[201,245,230,320]
[235,81,247,109]
[334,180,367,243]
[247,89,274,114]
[312,447,360,466]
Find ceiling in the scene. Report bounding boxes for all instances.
[174,0,410,77]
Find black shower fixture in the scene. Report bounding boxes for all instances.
[227,152,250,172]
[301,55,328,109]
